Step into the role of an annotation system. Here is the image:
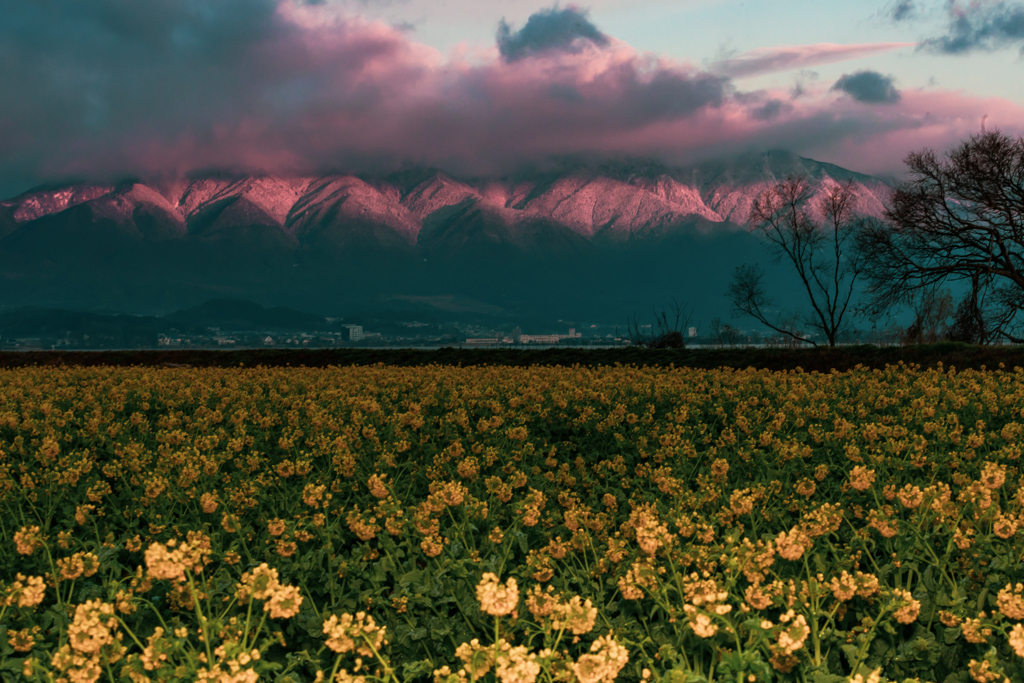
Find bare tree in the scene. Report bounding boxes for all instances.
[900,287,956,345]
[856,131,1024,343]
[623,298,697,348]
[709,317,744,347]
[728,177,865,347]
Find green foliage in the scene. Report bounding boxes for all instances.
[2,362,1024,683]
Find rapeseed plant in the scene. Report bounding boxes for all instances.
[3,363,1024,681]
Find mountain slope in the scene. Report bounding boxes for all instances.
[0,151,893,321]
[684,150,890,224]
[1,184,114,223]
[288,175,421,250]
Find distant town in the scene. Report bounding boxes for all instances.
[0,315,910,352]
[0,321,631,351]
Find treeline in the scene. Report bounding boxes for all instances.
[3,342,1024,373]
[629,130,1024,348]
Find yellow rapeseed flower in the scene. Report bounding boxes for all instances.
[3,574,46,608]
[14,526,43,555]
[144,543,188,582]
[1008,623,1024,658]
[265,584,303,619]
[849,466,875,492]
[572,634,628,683]
[494,645,539,683]
[67,600,119,654]
[550,595,598,635]
[237,563,281,602]
[775,527,810,561]
[476,573,518,617]
[323,612,387,657]
[8,627,39,652]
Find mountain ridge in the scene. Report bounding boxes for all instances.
[0,151,892,322]
[0,150,891,244]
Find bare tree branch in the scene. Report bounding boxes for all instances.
[857,130,1024,343]
[728,263,815,346]
[623,298,697,348]
[729,177,865,346]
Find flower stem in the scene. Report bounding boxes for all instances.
[187,571,215,667]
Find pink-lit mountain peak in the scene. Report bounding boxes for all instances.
[3,184,115,223]
[634,176,724,222]
[687,149,892,224]
[1,152,893,247]
[398,172,481,220]
[288,175,421,244]
[87,183,183,224]
[507,173,719,239]
[176,176,313,226]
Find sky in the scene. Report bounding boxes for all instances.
[2,0,1024,200]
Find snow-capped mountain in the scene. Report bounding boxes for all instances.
[0,151,891,321]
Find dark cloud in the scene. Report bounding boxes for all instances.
[0,0,433,188]
[2,0,1020,194]
[611,68,727,122]
[752,99,786,121]
[921,1,1024,54]
[886,0,917,22]
[497,5,610,62]
[832,71,901,104]
[790,70,819,100]
[0,0,738,193]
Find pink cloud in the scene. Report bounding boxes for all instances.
[798,89,1024,176]
[709,42,918,78]
[4,0,1023,194]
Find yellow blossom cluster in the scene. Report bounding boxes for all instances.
[2,573,46,608]
[476,573,519,617]
[572,635,629,683]
[524,586,597,634]
[144,538,210,581]
[492,640,541,683]
[50,600,126,683]
[4,361,1024,683]
[8,626,40,652]
[14,525,43,555]
[235,563,304,618]
[192,644,262,683]
[323,612,387,656]
[455,639,495,680]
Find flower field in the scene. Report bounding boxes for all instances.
[2,362,1024,683]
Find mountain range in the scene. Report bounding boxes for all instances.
[0,151,892,327]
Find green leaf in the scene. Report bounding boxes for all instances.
[400,569,423,588]
[0,658,26,673]
[840,644,861,669]
[923,565,937,592]
[402,659,437,681]
[515,531,529,554]
[429,616,452,641]
[941,672,970,683]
